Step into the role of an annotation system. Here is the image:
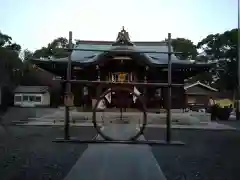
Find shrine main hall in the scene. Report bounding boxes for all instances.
[30,28,213,109]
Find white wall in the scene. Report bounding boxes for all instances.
[41,92,50,106]
[14,92,50,107]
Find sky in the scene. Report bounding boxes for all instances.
[0,0,238,51]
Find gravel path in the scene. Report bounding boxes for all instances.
[145,128,240,180]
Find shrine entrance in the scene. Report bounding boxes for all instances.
[111,85,133,109]
[93,87,147,141]
[104,72,140,110]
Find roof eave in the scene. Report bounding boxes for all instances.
[184,81,218,92]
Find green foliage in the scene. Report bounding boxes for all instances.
[0,31,21,53]
[0,31,23,86]
[32,37,70,58]
[195,55,209,62]
[23,49,34,61]
[197,28,238,92]
[0,32,12,47]
[171,38,198,60]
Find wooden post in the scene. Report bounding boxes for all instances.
[96,65,101,97]
[64,31,72,140]
[95,65,101,108]
[144,66,148,83]
[166,33,172,143]
[144,66,148,107]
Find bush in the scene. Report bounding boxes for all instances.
[210,104,232,121]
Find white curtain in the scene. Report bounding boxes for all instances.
[133,86,141,103]
[97,99,106,109]
[96,88,112,110]
[105,88,111,103]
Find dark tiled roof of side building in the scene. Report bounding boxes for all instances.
[14,86,49,93]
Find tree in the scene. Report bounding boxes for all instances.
[0,31,23,85]
[23,49,34,62]
[0,31,21,53]
[33,37,70,58]
[195,55,209,62]
[197,34,224,60]
[0,31,12,47]
[22,49,34,73]
[171,38,198,60]
[197,28,238,92]
[33,47,50,58]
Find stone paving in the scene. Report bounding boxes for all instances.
[64,124,167,180]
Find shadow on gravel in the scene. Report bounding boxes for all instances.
[145,128,240,180]
[0,107,58,125]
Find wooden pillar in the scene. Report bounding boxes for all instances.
[93,65,101,108]
[144,66,148,108]
[64,31,72,140]
[96,65,100,82]
[96,65,101,96]
[166,32,172,143]
[144,66,148,83]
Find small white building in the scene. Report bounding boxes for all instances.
[14,86,50,107]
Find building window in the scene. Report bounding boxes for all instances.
[20,95,42,102]
[23,95,29,101]
[15,95,22,102]
[35,96,41,102]
[29,96,35,102]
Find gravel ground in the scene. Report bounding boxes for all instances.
[0,126,96,180]
[144,128,240,180]
[0,126,240,180]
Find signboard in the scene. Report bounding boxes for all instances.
[64,93,74,107]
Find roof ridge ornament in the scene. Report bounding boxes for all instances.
[117,26,130,41]
[113,26,134,46]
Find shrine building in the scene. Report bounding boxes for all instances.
[30,27,214,109]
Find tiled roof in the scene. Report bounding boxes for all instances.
[70,41,185,65]
[31,40,215,69]
[184,81,218,92]
[14,86,49,93]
